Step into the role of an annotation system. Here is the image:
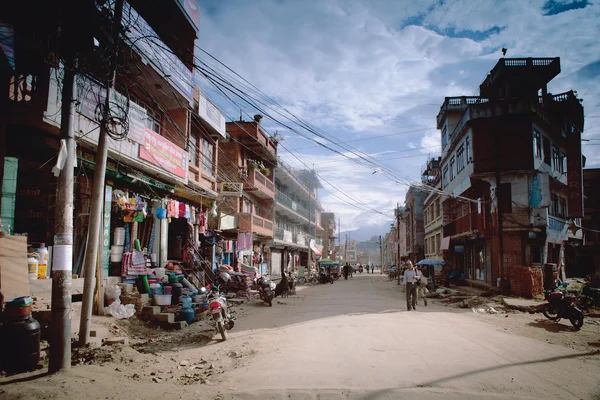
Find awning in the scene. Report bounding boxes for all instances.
[441,237,451,251]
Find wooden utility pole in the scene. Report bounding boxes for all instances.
[79,0,124,345]
[49,57,76,373]
[379,235,383,274]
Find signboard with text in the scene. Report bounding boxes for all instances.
[139,128,187,179]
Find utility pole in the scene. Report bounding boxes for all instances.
[79,0,124,345]
[494,127,506,294]
[396,203,402,285]
[344,233,348,264]
[338,218,341,262]
[49,57,76,374]
[307,178,312,274]
[379,235,383,274]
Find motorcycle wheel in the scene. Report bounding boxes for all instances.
[569,308,584,330]
[217,320,227,341]
[267,294,273,307]
[542,304,561,321]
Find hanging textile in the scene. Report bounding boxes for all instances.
[237,232,246,251]
[245,233,252,250]
[124,223,131,253]
[147,222,155,257]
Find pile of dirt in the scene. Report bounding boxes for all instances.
[71,343,147,366]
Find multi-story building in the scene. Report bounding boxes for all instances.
[320,212,337,260]
[422,158,443,261]
[341,239,358,264]
[437,57,585,291]
[267,160,318,276]
[575,168,600,276]
[1,1,223,279]
[404,186,426,263]
[218,116,278,270]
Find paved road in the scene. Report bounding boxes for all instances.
[194,274,600,399]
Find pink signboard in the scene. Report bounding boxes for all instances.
[139,128,187,179]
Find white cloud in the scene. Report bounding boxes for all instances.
[197,0,600,231]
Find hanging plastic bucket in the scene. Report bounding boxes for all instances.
[155,208,167,220]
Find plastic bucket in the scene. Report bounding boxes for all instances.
[153,294,172,306]
[155,208,167,220]
[114,227,126,246]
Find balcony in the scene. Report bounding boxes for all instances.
[480,58,560,98]
[437,96,488,128]
[238,212,273,238]
[274,227,309,248]
[275,189,310,220]
[443,212,483,238]
[244,167,275,199]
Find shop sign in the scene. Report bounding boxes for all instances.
[220,182,242,197]
[198,92,226,138]
[139,128,187,179]
[219,214,237,230]
[101,185,112,279]
[124,1,193,102]
[178,0,200,31]
[454,245,465,253]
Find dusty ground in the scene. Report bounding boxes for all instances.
[1,274,600,400]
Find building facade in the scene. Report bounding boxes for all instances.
[437,57,585,290]
[423,158,443,261]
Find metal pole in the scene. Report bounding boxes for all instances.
[338,217,341,262]
[79,0,124,346]
[307,180,312,275]
[379,235,383,274]
[396,203,401,266]
[49,57,76,373]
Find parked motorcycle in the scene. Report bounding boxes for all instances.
[319,271,334,284]
[217,271,249,293]
[542,285,584,330]
[579,283,600,310]
[207,284,235,341]
[256,276,275,306]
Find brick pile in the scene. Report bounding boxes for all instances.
[509,265,543,299]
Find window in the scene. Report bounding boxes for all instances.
[465,136,470,164]
[243,198,253,213]
[442,125,448,149]
[561,153,567,174]
[456,144,465,172]
[435,199,440,219]
[551,194,559,217]
[552,146,561,171]
[542,136,551,165]
[442,166,449,188]
[130,94,162,133]
[449,157,455,181]
[560,198,567,218]
[201,138,215,176]
[189,133,199,167]
[497,183,512,213]
[533,130,542,159]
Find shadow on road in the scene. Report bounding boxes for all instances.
[0,370,50,386]
[527,319,579,332]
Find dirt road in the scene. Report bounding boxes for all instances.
[2,274,600,399]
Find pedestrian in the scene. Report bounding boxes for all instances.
[403,261,420,311]
[417,268,428,306]
[371,263,375,274]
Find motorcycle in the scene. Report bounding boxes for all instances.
[217,271,249,293]
[319,271,334,284]
[579,283,600,310]
[256,276,275,306]
[207,284,235,341]
[542,285,584,330]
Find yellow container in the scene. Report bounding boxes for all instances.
[37,263,47,279]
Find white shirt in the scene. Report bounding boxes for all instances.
[403,268,420,285]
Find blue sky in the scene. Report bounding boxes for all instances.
[194,0,600,234]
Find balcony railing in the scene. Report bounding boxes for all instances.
[245,166,275,199]
[274,227,309,247]
[443,212,483,238]
[275,189,310,219]
[238,212,273,237]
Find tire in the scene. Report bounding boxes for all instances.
[569,308,584,330]
[542,304,561,321]
[267,294,273,307]
[217,321,227,341]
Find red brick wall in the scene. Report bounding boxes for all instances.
[509,265,543,298]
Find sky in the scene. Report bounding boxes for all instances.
[194,0,600,238]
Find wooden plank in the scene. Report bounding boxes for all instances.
[0,235,30,300]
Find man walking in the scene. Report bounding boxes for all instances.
[403,261,420,311]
